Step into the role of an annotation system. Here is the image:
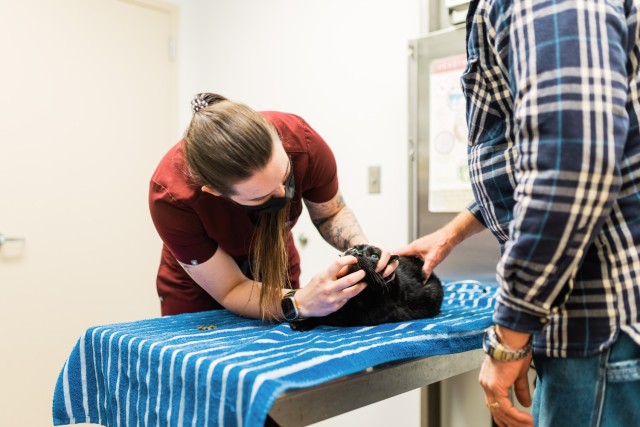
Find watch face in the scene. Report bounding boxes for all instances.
[281,296,299,321]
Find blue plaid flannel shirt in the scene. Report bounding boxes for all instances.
[464,0,640,357]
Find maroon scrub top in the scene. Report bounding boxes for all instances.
[149,111,339,315]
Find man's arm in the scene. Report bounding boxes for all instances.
[492,0,627,331]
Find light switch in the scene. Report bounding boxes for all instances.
[368,166,381,194]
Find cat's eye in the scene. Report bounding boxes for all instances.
[370,254,379,261]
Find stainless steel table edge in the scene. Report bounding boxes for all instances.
[267,348,485,426]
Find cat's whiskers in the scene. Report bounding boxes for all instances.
[369,269,390,293]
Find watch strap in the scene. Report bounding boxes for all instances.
[482,325,532,361]
[281,290,304,322]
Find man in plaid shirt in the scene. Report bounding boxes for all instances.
[399,1,640,425]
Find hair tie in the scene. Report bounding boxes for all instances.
[191,94,209,114]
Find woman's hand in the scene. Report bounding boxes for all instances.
[295,255,366,317]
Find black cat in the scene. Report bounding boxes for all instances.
[290,244,444,331]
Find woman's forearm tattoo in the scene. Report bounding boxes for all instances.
[312,196,367,251]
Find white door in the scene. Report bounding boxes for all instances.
[0,0,178,425]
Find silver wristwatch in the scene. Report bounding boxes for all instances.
[482,325,532,361]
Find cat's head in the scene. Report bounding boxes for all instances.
[343,244,399,289]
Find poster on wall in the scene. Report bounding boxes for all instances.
[428,54,473,213]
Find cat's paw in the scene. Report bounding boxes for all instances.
[288,319,317,332]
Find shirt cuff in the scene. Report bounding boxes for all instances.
[492,298,550,335]
[467,201,486,227]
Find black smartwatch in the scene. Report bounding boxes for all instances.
[281,290,303,322]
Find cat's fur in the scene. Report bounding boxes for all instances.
[290,244,444,331]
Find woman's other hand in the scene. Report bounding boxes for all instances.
[295,255,366,317]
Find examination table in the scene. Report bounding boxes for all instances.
[53,281,497,426]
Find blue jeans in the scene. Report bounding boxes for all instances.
[531,333,640,427]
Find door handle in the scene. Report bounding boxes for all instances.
[0,233,25,247]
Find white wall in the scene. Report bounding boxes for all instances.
[176,0,418,251]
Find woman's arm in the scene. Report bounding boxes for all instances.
[304,190,397,276]
[177,247,264,318]
[304,190,367,251]
[178,245,366,319]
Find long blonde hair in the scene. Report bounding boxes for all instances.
[184,93,290,320]
[249,204,292,320]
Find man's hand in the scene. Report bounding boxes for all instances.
[396,210,485,277]
[396,228,454,278]
[479,326,535,427]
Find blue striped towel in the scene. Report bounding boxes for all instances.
[53,281,497,427]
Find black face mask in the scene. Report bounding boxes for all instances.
[240,167,295,216]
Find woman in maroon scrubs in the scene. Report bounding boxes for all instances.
[149,93,396,321]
